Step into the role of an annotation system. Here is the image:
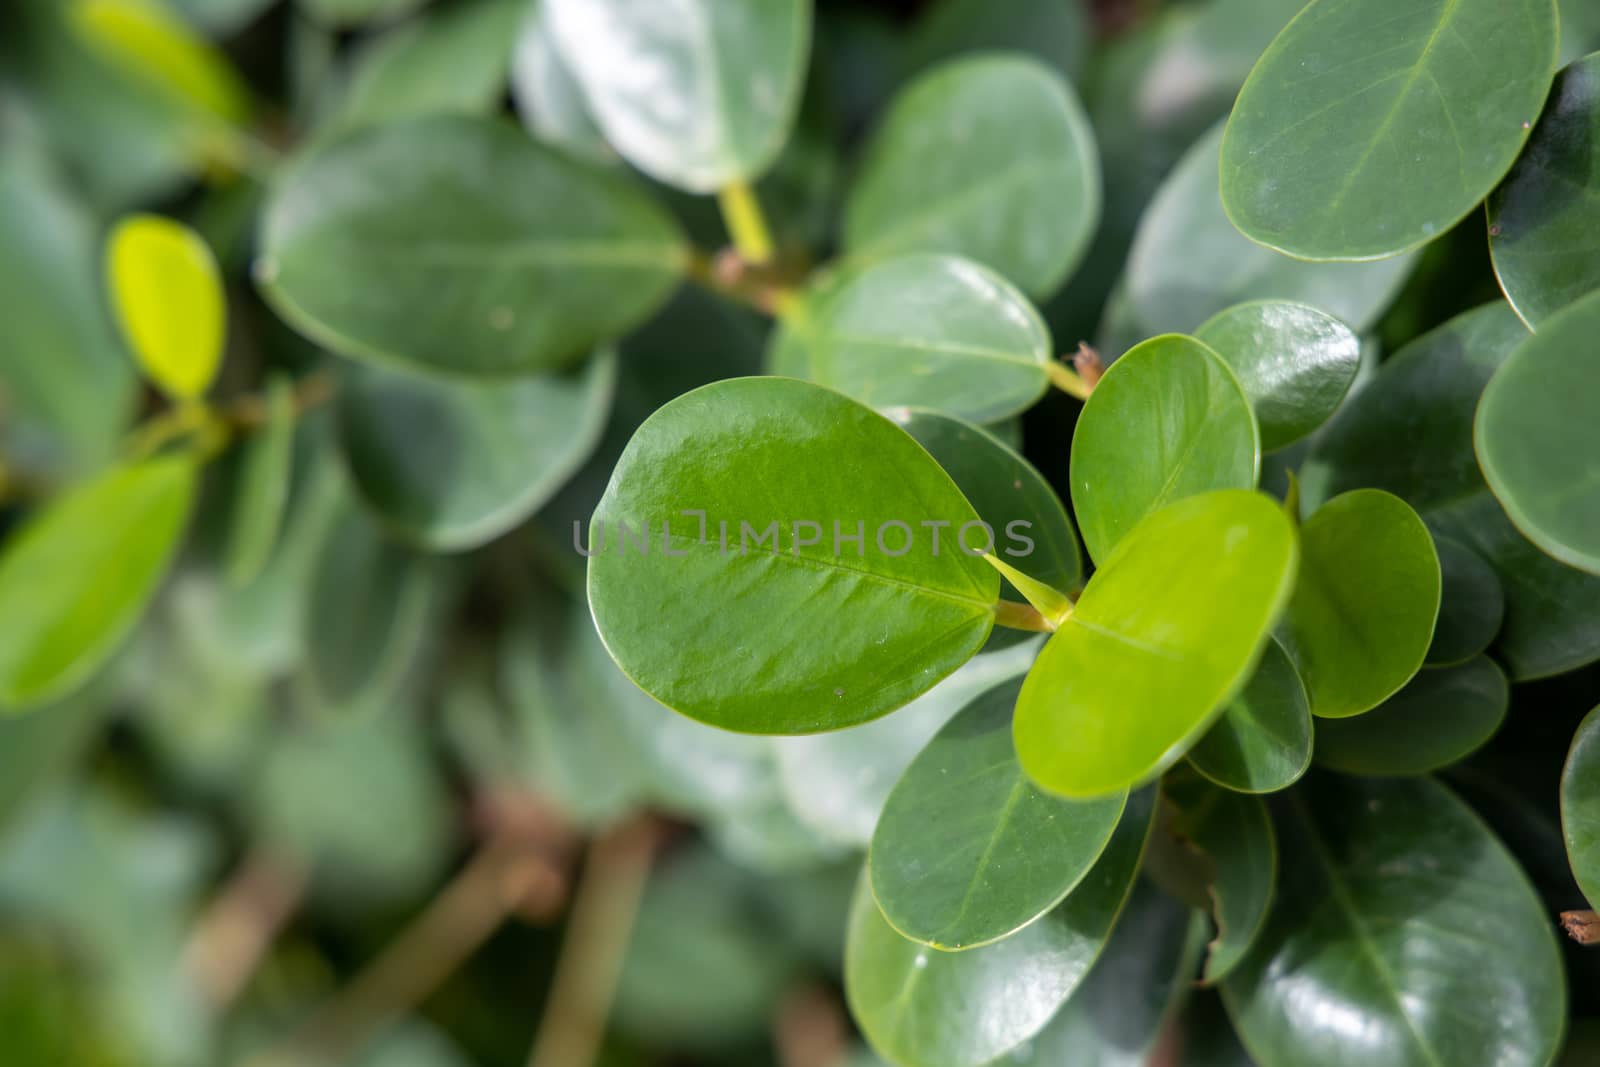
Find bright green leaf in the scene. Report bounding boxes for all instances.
[544,0,811,192]
[588,377,1000,734]
[1195,300,1360,451]
[1015,490,1298,798]
[869,677,1126,951]
[1279,490,1440,719]
[1223,776,1566,1067]
[106,214,225,401]
[844,55,1100,298]
[1562,705,1600,911]
[1188,636,1311,795]
[806,254,1053,423]
[846,787,1155,1067]
[257,114,686,378]
[71,0,253,122]
[1071,334,1259,565]
[0,456,195,710]
[1314,656,1508,776]
[1220,0,1558,260]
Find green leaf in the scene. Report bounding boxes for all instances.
[224,373,295,586]
[1562,705,1600,911]
[1122,123,1417,344]
[0,456,195,710]
[1314,655,1508,776]
[588,377,1000,735]
[1219,0,1558,261]
[906,0,1090,85]
[1222,776,1567,1067]
[1194,300,1360,451]
[71,0,253,123]
[296,0,424,28]
[1165,773,1276,983]
[338,349,616,552]
[543,0,810,192]
[869,677,1126,951]
[773,640,1041,848]
[105,214,225,402]
[846,787,1155,1067]
[1303,301,1600,679]
[1070,334,1259,565]
[1188,636,1311,795]
[257,114,685,378]
[804,254,1053,423]
[1489,53,1600,327]
[997,876,1208,1066]
[1476,288,1600,574]
[1016,490,1298,798]
[1426,534,1505,666]
[510,0,611,163]
[888,408,1081,599]
[1279,490,1439,719]
[843,55,1100,298]
[329,0,524,132]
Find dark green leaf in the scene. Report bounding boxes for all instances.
[1561,705,1600,911]
[224,373,295,586]
[258,114,685,377]
[1221,0,1558,260]
[906,0,1089,84]
[1189,637,1311,795]
[1314,656,1508,776]
[1165,773,1276,983]
[1426,534,1505,666]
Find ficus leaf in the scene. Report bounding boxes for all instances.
[1188,636,1312,795]
[1561,705,1600,912]
[1279,490,1440,719]
[106,214,225,402]
[1488,52,1600,328]
[843,54,1100,298]
[543,0,811,193]
[1222,775,1566,1067]
[1070,334,1259,565]
[257,114,686,378]
[1015,490,1298,799]
[845,787,1155,1067]
[868,677,1126,951]
[805,254,1054,424]
[0,456,195,710]
[1194,300,1360,452]
[1220,0,1558,261]
[588,377,1001,735]
[1313,655,1508,776]
[1475,287,1600,575]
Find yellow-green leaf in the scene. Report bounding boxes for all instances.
[107,214,226,401]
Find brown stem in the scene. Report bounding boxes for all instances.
[1561,909,1600,946]
[526,815,666,1067]
[993,599,1056,633]
[182,847,310,1010]
[775,985,850,1067]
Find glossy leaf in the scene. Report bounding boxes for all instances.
[1562,706,1600,911]
[1016,490,1298,798]
[224,373,295,586]
[869,677,1126,951]
[1188,637,1312,795]
[1280,490,1440,719]
[0,456,195,710]
[1489,53,1600,327]
[1427,534,1505,665]
[1165,773,1276,983]
[1070,334,1259,565]
[1194,300,1360,451]
[588,377,1000,734]
[510,0,610,163]
[890,408,1081,602]
[846,788,1155,1067]
[1314,656,1508,776]
[544,0,811,192]
[997,877,1208,1066]
[258,114,685,378]
[106,214,225,401]
[1223,776,1566,1067]
[844,55,1099,298]
[338,350,616,552]
[773,640,1041,848]
[1476,288,1600,574]
[1220,0,1558,261]
[805,254,1053,423]
[1122,123,1417,344]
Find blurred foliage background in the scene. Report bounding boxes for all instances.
[4,0,1600,1065]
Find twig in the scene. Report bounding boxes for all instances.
[182,847,310,1010]
[526,815,667,1067]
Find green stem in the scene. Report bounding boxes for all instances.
[717,180,776,266]
[985,555,1075,628]
[1044,360,1093,401]
[993,599,1057,633]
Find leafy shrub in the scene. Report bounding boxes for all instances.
[2,0,1600,1065]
